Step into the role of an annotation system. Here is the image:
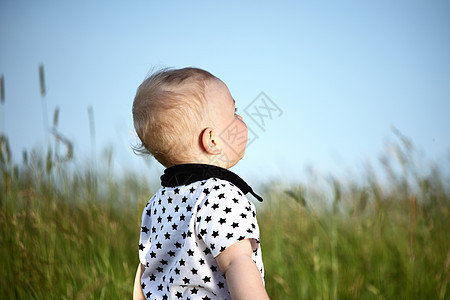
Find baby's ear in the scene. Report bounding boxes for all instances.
[201,128,222,155]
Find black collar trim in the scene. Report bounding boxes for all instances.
[160,164,263,202]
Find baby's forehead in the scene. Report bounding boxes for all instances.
[204,78,229,98]
[206,77,226,89]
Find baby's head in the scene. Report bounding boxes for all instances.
[133,67,247,168]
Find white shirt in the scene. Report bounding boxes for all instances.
[139,177,264,300]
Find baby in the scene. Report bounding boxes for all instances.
[132,67,269,300]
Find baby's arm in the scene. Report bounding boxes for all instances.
[216,239,269,300]
[133,263,145,300]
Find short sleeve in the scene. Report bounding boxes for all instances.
[195,180,261,258]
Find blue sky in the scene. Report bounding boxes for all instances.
[1,0,449,184]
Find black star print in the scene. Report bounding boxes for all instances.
[139,176,264,298]
[202,297,211,300]
[141,282,146,289]
[146,291,151,297]
[139,243,144,251]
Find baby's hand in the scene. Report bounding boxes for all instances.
[133,263,145,300]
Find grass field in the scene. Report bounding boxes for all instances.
[1,134,449,299]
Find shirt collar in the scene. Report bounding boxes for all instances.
[160,164,263,202]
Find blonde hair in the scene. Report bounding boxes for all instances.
[132,67,217,166]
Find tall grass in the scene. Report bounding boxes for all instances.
[1,133,449,299]
[260,139,450,299]
[0,135,150,299]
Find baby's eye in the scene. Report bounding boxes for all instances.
[234,107,238,114]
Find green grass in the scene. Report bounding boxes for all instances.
[1,134,449,299]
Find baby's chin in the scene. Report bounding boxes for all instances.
[226,153,246,169]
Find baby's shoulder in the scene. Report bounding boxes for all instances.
[197,178,254,209]
[203,177,244,196]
